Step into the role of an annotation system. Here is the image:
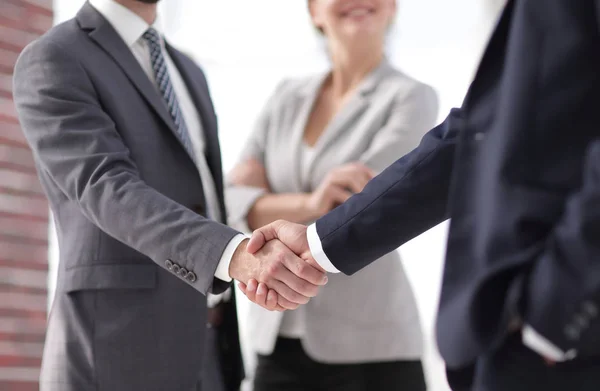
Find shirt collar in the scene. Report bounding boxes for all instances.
[89,0,164,47]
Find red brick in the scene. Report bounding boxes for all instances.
[0,2,26,23]
[0,285,46,296]
[0,25,38,53]
[0,260,48,271]
[0,96,17,122]
[0,292,47,312]
[0,215,48,241]
[0,170,43,195]
[0,340,44,358]
[0,193,48,219]
[0,355,42,367]
[0,381,39,391]
[26,11,52,34]
[0,240,48,264]
[0,316,47,336]
[0,2,52,385]
[0,48,19,74]
[0,122,29,148]
[0,309,46,321]
[0,332,45,343]
[0,72,13,95]
[21,0,53,14]
[0,144,35,172]
[0,264,48,289]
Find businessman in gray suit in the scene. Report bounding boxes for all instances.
[12,1,326,390]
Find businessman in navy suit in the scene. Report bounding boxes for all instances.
[240,1,600,389]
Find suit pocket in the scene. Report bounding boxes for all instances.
[63,263,157,292]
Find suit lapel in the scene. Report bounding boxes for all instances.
[166,45,226,218]
[300,60,392,189]
[288,73,328,191]
[463,0,515,109]
[77,3,179,138]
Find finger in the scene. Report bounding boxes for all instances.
[306,256,327,273]
[350,175,368,193]
[266,288,279,310]
[243,279,258,302]
[238,281,247,293]
[248,222,283,253]
[280,253,328,287]
[247,230,267,254]
[273,289,300,310]
[268,278,309,306]
[272,264,322,301]
[359,164,376,179]
[257,281,268,301]
[329,186,353,205]
[349,162,376,178]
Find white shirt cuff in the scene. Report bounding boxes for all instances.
[214,234,248,282]
[522,324,577,361]
[306,223,340,273]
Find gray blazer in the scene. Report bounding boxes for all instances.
[227,60,439,363]
[13,4,242,391]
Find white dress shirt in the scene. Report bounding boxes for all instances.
[89,0,245,287]
[306,224,576,361]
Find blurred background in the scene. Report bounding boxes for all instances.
[1,0,506,390]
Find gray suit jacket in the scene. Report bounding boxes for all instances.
[13,4,242,391]
[227,60,439,363]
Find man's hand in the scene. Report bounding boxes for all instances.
[246,220,314,262]
[229,238,327,310]
[237,220,326,310]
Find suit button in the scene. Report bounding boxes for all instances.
[582,301,598,317]
[186,271,197,283]
[473,132,485,141]
[574,314,590,329]
[165,260,174,270]
[564,349,578,360]
[565,324,581,341]
[172,264,181,274]
[178,267,188,277]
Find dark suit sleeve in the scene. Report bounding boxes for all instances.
[523,141,600,357]
[13,39,238,295]
[313,109,462,275]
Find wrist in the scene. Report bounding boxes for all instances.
[229,238,249,280]
[302,193,321,221]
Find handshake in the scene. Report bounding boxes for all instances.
[228,220,328,312]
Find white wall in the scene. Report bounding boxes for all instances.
[50,1,506,390]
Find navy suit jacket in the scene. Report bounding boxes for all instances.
[314,0,600,380]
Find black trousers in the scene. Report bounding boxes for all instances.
[253,338,427,391]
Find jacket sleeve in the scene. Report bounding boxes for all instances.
[313,109,462,275]
[13,39,239,295]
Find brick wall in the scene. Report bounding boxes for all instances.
[0,1,53,390]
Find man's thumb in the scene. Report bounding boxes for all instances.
[247,224,278,253]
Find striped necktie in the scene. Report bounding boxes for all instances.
[142,28,222,222]
[143,28,197,164]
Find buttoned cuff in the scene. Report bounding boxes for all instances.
[215,234,248,282]
[522,324,577,362]
[306,223,340,273]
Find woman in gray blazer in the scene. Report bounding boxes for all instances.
[226,0,438,390]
